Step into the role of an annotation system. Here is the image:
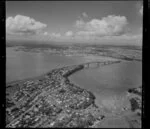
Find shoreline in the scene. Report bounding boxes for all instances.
[6,60,121,87]
[8,45,142,62]
[6,60,141,128]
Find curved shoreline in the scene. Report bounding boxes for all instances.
[6,60,141,128]
[6,60,121,87]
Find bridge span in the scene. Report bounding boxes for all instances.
[83,60,121,68]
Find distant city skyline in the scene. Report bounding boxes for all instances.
[6,1,143,45]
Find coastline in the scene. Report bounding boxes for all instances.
[6,60,121,86]
[6,60,141,128]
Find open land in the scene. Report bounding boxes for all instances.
[11,43,142,61]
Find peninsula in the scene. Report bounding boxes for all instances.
[6,60,141,128]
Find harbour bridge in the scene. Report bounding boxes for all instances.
[83,60,121,68]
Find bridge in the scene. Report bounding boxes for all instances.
[83,60,121,69]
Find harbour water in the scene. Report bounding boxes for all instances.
[69,61,142,110]
[6,47,116,83]
[6,46,142,112]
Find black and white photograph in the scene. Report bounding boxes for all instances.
[6,1,143,128]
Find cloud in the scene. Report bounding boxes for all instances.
[65,31,73,37]
[50,33,61,38]
[76,12,88,28]
[76,19,85,28]
[6,15,47,35]
[75,15,128,37]
[139,6,143,15]
[82,12,88,18]
[43,32,48,36]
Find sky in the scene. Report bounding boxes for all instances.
[6,1,143,46]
